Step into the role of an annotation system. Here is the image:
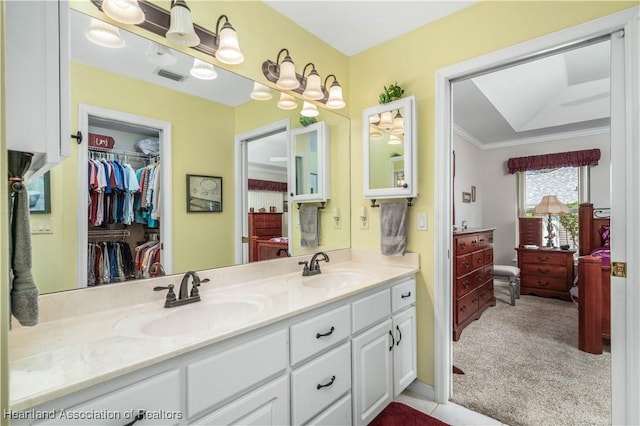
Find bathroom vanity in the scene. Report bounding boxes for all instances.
[9,250,418,425]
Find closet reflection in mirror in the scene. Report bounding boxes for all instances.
[27,9,351,295]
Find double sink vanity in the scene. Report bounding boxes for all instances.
[9,249,418,425]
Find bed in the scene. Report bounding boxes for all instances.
[255,237,289,261]
[576,203,611,354]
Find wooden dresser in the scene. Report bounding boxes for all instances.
[453,228,496,341]
[516,247,575,301]
[518,217,543,247]
[248,213,283,262]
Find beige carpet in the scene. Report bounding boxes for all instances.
[452,283,611,426]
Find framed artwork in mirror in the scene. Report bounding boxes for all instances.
[27,172,51,213]
[187,174,222,212]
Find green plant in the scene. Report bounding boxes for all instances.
[299,116,317,127]
[558,201,579,248]
[378,82,404,104]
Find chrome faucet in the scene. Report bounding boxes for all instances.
[154,271,210,308]
[300,252,330,276]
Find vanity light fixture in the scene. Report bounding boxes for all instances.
[166,0,200,47]
[190,58,217,80]
[250,82,273,100]
[301,102,319,117]
[324,74,346,109]
[301,63,323,100]
[277,93,298,110]
[101,0,145,25]
[390,110,404,135]
[145,42,177,66]
[388,134,403,145]
[270,49,300,90]
[212,15,244,65]
[378,111,393,130]
[369,125,382,139]
[85,18,125,48]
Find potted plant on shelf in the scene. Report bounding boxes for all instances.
[378,82,404,104]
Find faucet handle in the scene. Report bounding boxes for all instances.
[190,278,210,298]
[154,284,177,307]
[298,261,310,276]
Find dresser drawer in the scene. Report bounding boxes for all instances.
[455,235,480,255]
[352,288,390,334]
[291,342,351,425]
[483,264,494,284]
[455,253,474,276]
[522,275,569,291]
[477,280,494,307]
[456,289,479,324]
[520,251,568,266]
[290,305,351,366]
[455,272,477,298]
[391,276,416,313]
[471,251,485,269]
[477,232,493,248]
[483,247,494,265]
[522,263,568,278]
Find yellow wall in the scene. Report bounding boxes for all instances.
[349,1,637,386]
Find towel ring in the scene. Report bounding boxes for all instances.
[8,176,24,193]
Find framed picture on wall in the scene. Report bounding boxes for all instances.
[27,172,51,213]
[187,174,222,212]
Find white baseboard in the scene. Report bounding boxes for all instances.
[406,379,436,401]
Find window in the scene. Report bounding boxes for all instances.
[518,166,586,248]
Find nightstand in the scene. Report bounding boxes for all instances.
[516,247,575,301]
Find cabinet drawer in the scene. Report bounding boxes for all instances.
[391,277,416,313]
[187,329,287,418]
[520,251,568,266]
[522,263,568,278]
[307,394,352,426]
[255,227,281,236]
[352,288,390,334]
[290,305,351,366]
[478,232,493,247]
[38,369,181,425]
[483,248,494,265]
[483,264,494,283]
[455,253,474,276]
[522,275,568,291]
[471,251,484,269]
[291,342,351,425]
[455,272,475,298]
[455,235,479,255]
[477,280,494,307]
[456,289,479,324]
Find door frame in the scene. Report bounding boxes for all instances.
[77,104,173,287]
[434,7,639,424]
[234,119,291,264]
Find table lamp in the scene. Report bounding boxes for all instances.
[532,195,570,248]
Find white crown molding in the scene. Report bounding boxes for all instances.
[452,124,484,149]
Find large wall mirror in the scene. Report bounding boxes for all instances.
[24,8,351,295]
[362,95,417,200]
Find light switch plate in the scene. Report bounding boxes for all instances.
[416,212,427,231]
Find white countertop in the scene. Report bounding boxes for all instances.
[9,253,418,411]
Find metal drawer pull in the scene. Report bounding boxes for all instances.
[396,325,402,346]
[401,291,411,299]
[316,326,335,339]
[317,375,336,390]
[123,410,145,426]
[389,330,395,351]
[537,268,550,274]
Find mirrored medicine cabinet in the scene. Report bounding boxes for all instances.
[289,121,329,203]
[362,95,417,200]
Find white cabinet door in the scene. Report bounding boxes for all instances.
[351,319,393,426]
[194,376,288,426]
[393,306,417,396]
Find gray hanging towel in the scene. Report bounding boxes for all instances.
[10,186,39,326]
[300,205,319,248]
[380,202,408,256]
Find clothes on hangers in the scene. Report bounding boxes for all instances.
[134,163,161,228]
[87,241,135,286]
[135,240,161,279]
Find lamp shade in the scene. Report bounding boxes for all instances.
[277,93,297,110]
[102,0,145,25]
[215,22,244,65]
[85,18,125,48]
[369,125,382,139]
[325,80,345,109]
[250,82,273,101]
[388,134,403,145]
[390,111,404,135]
[378,111,393,130]
[145,42,177,66]
[301,101,319,117]
[302,69,323,100]
[532,195,570,216]
[166,0,200,47]
[276,55,300,90]
[190,58,217,80]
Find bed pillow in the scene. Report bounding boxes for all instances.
[599,224,610,247]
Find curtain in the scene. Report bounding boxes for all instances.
[248,179,287,192]
[507,148,601,174]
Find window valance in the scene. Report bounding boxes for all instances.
[248,179,287,193]
[507,148,601,174]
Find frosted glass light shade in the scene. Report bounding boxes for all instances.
[250,82,273,100]
[277,93,297,110]
[326,81,345,109]
[388,134,403,145]
[276,56,300,90]
[378,111,393,130]
[369,126,382,139]
[190,58,217,80]
[102,0,145,25]
[145,42,177,66]
[390,112,404,135]
[302,69,323,100]
[301,102,319,117]
[215,23,244,65]
[166,0,200,47]
[369,114,380,124]
[85,19,125,48]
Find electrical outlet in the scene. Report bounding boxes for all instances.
[416,212,427,231]
[360,217,369,230]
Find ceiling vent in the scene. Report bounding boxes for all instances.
[156,68,186,82]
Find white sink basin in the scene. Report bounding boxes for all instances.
[114,294,270,338]
[295,269,374,289]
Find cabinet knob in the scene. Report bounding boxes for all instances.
[537,268,550,274]
[536,280,551,287]
[462,281,470,288]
